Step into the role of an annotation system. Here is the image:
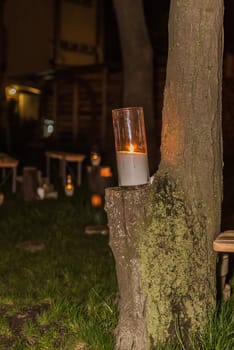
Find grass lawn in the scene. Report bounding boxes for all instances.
[0,183,234,349]
[0,186,117,349]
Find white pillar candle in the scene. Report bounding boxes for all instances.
[116,151,149,186]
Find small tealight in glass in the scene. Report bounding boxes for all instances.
[90,152,101,167]
[65,174,74,196]
[112,107,149,186]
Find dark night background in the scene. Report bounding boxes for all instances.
[105,0,234,64]
[1,0,234,189]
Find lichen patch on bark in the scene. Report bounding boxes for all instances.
[138,172,216,345]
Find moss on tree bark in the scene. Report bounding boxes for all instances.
[106,171,216,347]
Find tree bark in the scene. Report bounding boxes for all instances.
[112,0,157,174]
[160,0,223,249]
[106,0,224,348]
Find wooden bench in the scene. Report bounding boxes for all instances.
[45,151,86,186]
[213,230,234,299]
[213,230,234,253]
[0,153,19,193]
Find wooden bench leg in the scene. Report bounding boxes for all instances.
[220,253,229,291]
[220,253,231,299]
[61,159,66,186]
[77,162,82,186]
[12,167,17,193]
[46,156,50,181]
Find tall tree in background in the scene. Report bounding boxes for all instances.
[106,0,224,348]
[0,0,6,91]
[112,0,156,173]
[0,0,10,152]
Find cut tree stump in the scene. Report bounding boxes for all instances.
[105,185,150,349]
[105,180,216,348]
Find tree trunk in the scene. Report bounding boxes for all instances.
[0,0,11,152]
[105,0,224,348]
[112,0,157,174]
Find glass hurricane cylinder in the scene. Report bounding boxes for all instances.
[112,107,149,186]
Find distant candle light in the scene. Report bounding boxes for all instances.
[90,152,101,166]
[100,166,112,177]
[129,143,135,153]
[65,174,74,196]
[9,88,16,95]
[91,193,102,207]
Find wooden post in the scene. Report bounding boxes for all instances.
[72,81,79,144]
[100,67,108,149]
[52,81,58,137]
[87,166,113,195]
[22,167,39,201]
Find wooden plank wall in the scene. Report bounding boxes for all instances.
[41,65,166,152]
[42,65,123,150]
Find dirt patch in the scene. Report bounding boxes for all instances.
[0,301,66,349]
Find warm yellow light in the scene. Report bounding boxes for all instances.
[6,84,41,97]
[0,193,4,206]
[65,183,73,190]
[90,152,101,166]
[91,194,102,207]
[92,154,98,160]
[100,167,112,177]
[129,143,135,153]
[65,175,74,196]
[9,88,16,95]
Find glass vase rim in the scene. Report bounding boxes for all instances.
[112,106,143,113]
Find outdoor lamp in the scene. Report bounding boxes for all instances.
[112,107,149,186]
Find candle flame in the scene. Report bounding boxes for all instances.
[65,183,73,190]
[129,143,135,153]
